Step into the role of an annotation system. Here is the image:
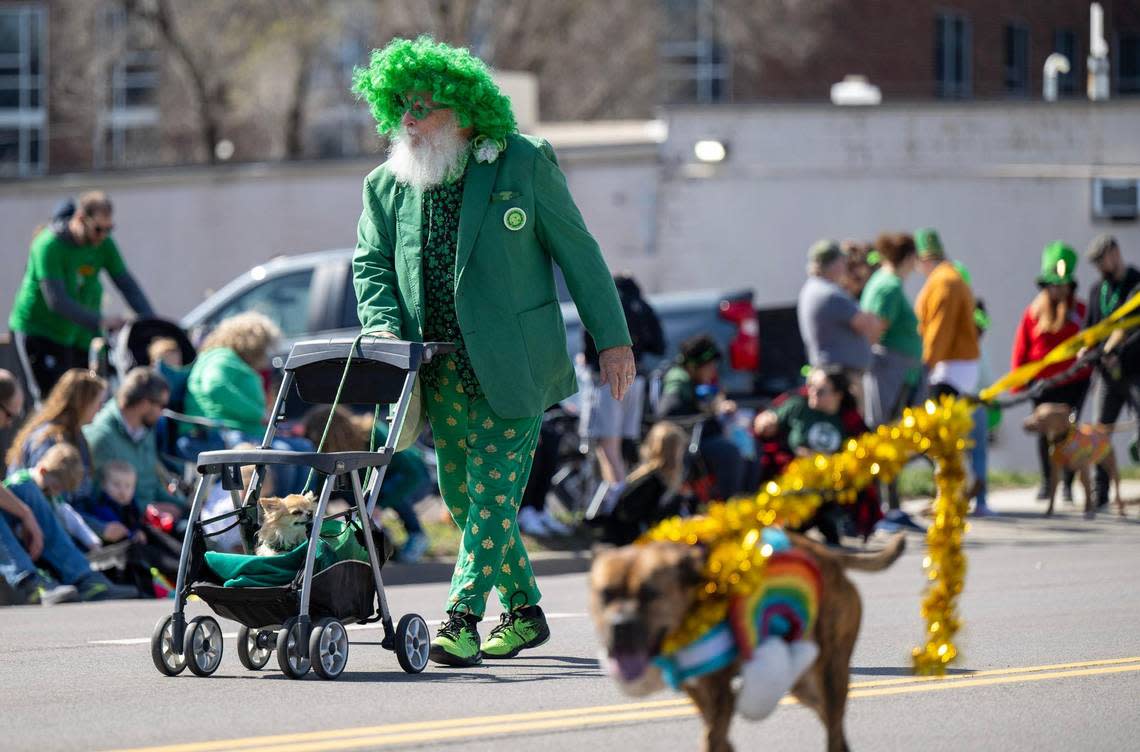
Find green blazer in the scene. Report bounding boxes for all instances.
[353,134,631,419]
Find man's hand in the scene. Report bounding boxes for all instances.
[102,522,130,543]
[598,346,636,401]
[370,330,399,339]
[753,411,778,437]
[18,511,43,560]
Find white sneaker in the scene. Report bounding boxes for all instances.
[517,506,549,536]
[539,510,572,536]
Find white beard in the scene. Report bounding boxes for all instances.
[386,123,469,190]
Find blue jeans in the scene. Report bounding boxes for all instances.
[1,494,93,586]
[970,406,988,508]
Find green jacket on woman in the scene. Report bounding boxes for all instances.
[353,134,631,419]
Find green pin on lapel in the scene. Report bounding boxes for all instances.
[503,207,527,231]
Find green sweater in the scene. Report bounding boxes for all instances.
[83,400,186,511]
[184,347,266,437]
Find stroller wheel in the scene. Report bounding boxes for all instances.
[184,616,224,677]
[276,617,311,679]
[309,618,349,680]
[395,613,430,674]
[150,614,187,676]
[237,625,273,671]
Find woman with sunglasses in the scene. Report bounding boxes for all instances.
[9,191,154,404]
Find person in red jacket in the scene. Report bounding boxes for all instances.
[1011,242,1092,502]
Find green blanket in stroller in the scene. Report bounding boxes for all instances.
[204,519,371,588]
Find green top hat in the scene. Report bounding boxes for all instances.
[914,228,944,258]
[1037,241,1077,287]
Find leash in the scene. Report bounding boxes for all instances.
[302,327,395,494]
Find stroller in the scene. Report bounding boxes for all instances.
[149,337,454,680]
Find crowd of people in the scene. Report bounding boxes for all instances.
[3,187,1136,607]
[584,229,1138,544]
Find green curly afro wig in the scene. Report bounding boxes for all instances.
[352,36,517,140]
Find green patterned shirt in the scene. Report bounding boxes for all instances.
[421,176,483,399]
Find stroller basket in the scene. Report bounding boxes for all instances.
[150,337,455,681]
[192,560,376,629]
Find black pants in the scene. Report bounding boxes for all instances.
[13,332,87,402]
[1033,379,1091,492]
[1092,372,1140,505]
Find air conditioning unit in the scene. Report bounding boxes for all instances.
[1091,178,1139,220]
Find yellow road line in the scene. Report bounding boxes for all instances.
[109,656,1140,752]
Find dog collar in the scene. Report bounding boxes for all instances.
[654,530,822,690]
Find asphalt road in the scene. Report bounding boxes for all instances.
[2,493,1139,752]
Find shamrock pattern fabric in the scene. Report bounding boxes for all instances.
[425,380,543,617]
[421,177,483,400]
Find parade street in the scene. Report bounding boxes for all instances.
[3,488,1139,752]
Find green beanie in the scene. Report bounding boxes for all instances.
[1037,241,1078,287]
[914,228,944,258]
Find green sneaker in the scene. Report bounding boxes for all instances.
[429,609,483,667]
[481,604,550,659]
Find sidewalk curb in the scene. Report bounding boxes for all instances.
[381,549,594,586]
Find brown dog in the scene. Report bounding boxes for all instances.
[589,532,905,752]
[255,493,316,556]
[1022,403,1123,518]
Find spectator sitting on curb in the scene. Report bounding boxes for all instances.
[797,239,885,415]
[594,421,691,547]
[82,367,186,528]
[656,334,745,501]
[6,369,109,539]
[183,312,313,494]
[3,440,137,601]
[0,369,76,606]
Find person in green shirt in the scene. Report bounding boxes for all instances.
[9,191,154,403]
[860,232,923,428]
[181,311,314,495]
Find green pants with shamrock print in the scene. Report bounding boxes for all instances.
[425,382,543,618]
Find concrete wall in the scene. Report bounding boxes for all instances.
[0,142,660,319]
[658,101,1140,471]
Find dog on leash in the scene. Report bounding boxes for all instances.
[1022,403,1124,518]
[255,493,316,556]
[589,532,905,752]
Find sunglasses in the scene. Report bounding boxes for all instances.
[86,218,114,235]
[393,93,441,121]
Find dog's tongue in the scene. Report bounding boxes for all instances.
[609,652,649,682]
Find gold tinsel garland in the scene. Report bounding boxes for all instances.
[641,396,973,675]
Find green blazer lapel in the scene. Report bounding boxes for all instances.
[395,185,425,327]
[456,158,499,277]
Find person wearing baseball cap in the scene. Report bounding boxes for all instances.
[913,228,980,397]
[796,239,885,415]
[1011,241,1093,502]
[1085,234,1140,505]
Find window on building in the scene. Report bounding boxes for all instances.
[1119,33,1140,95]
[1053,29,1079,96]
[935,11,972,99]
[96,9,161,168]
[1004,23,1029,96]
[0,5,47,177]
[659,0,731,104]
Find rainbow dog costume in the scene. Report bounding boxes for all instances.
[653,528,823,720]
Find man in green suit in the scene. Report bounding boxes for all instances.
[352,37,634,667]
